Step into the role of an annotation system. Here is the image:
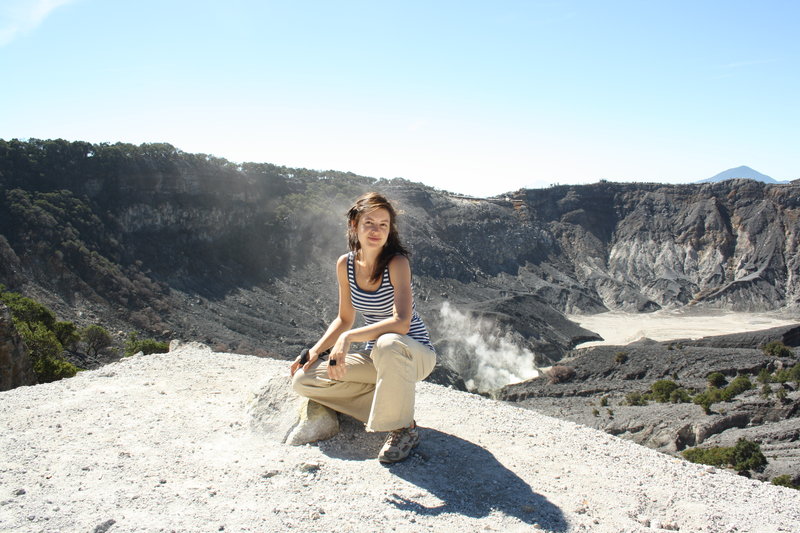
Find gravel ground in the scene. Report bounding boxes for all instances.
[2,344,799,533]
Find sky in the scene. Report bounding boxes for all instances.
[1,1,798,197]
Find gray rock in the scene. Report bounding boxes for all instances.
[248,375,339,446]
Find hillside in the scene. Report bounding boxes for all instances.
[1,139,799,390]
[1,344,799,532]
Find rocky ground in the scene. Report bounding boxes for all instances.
[2,343,800,532]
[498,324,800,482]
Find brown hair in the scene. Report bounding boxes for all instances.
[346,192,409,283]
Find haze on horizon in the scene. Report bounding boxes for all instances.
[1,1,798,197]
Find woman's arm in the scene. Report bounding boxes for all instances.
[290,254,355,376]
[326,255,413,379]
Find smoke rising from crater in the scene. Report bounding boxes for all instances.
[437,302,540,392]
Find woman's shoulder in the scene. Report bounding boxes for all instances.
[387,253,410,268]
[336,253,351,269]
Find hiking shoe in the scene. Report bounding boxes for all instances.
[378,422,419,463]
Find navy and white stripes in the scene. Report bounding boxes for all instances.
[347,251,434,352]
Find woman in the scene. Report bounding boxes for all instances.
[290,192,436,463]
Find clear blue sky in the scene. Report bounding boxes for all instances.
[1,1,798,196]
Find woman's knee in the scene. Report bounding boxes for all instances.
[373,333,405,354]
[292,369,313,396]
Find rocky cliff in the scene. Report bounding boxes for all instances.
[1,140,798,384]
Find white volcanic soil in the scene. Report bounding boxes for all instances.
[1,344,799,533]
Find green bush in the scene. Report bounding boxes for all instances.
[730,438,767,472]
[682,439,766,473]
[761,384,772,398]
[53,321,80,350]
[682,446,732,467]
[16,322,77,382]
[651,380,680,403]
[0,286,56,330]
[762,341,792,358]
[124,332,169,356]
[599,396,609,407]
[669,388,692,403]
[707,372,727,388]
[771,475,799,490]
[789,364,800,385]
[624,391,647,406]
[757,368,772,384]
[614,351,628,364]
[773,368,791,383]
[81,325,113,356]
[693,387,724,414]
[722,375,752,401]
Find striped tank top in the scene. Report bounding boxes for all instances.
[347,251,435,353]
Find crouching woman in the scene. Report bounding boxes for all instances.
[290,192,436,463]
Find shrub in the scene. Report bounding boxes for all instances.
[762,341,792,358]
[624,391,647,406]
[599,396,609,407]
[693,387,724,414]
[651,380,680,403]
[682,439,766,473]
[722,375,752,401]
[771,475,799,490]
[546,365,576,384]
[776,387,788,401]
[682,446,732,467]
[707,372,727,388]
[730,438,767,472]
[0,286,56,330]
[669,388,692,403]
[53,321,80,350]
[124,332,169,356]
[773,368,791,383]
[16,322,77,382]
[761,384,772,398]
[757,368,772,384]
[614,351,628,364]
[592,408,599,417]
[81,325,113,356]
[789,364,800,385]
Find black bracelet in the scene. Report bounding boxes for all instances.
[297,347,331,366]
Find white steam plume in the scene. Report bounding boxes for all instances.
[438,301,540,393]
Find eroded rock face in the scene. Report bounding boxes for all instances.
[0,304,36,391]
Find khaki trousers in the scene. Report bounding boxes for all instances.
[291,333,436,432]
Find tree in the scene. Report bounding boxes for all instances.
[53,321,80,350]
[16,322,77,382]
[81,325,112,356]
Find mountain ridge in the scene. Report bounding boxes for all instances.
[698,165,784,184]
[1,140,799,377]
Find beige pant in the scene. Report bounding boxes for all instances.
[292,333,436,432]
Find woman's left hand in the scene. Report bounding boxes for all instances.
[327,334,350,380]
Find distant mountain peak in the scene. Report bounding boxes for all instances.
[698,165,777,184]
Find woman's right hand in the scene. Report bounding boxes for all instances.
[289,349,319,377]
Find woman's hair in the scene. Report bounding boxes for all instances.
[346,192,409,283]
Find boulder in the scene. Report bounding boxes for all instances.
[0,303,36,391]
[248,374,339,445]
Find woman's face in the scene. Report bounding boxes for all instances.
[354,207,391,251]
